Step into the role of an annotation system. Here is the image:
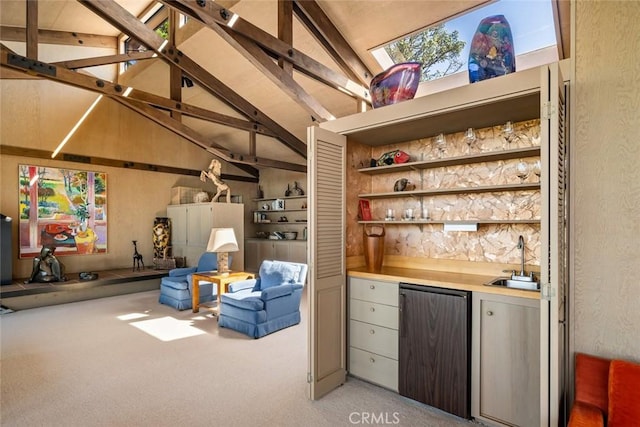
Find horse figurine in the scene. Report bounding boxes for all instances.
[200,159,231,203]
[132,240,144,271]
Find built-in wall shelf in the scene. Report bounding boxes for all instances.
[359,183,540,199]
[252,209,307,213]
[255,221,308,225]
[358,219,540,225]
[253,195,306,202]
[358,147,541,175]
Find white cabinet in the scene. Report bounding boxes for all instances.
[472,292,540,427]
[244,239,307,272]
[166,202,244,270]
[348,277,399,391]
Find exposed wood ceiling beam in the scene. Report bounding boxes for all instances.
[278,0,293,76]
[0,25,117,49]
[113,97,304,173]
[53,51,155,69]
[188,8,335,122]
[164,0,371,103]
[293,0,373,86]
[0,67,38,79]
[0,145,259,183]
[116,97,304,172]
[0,46,304,173]
[0,44,275,136]
[168,8,182,121]
[78,0,307,159]
[26,0,37,59]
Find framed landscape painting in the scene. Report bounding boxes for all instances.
[19,165,107,258]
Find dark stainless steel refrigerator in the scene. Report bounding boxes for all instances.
[399,283,471,419]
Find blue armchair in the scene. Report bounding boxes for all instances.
[158,252,218,310]
[218,260,308,338]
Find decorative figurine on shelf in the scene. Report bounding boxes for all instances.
[132,240,144,271]
[375,150,411,166]
[25,246,66,283]
[292,181,305,196]
[200,159,231,203]
[285,183,291,197]
[393,178,416,192]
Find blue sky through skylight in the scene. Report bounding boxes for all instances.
[373,0,557,76]
[448,0,556,60]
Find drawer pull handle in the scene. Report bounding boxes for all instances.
[370,329,375,334]
[370,307,375,312]
[369,357,375,363]
[370,285,375,290]
[486,310,494,316]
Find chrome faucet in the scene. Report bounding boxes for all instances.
[517,235,525,277]
[509,235,535,282]
[504,236,532,281]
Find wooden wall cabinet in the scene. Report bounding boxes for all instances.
[244,239,307,272]
[313,62,568,421]
[472,292,540,427]
[348,277,399,391]
[166,202,244,271]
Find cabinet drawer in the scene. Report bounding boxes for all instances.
[349,347,398,391]
[349,319,398,360]
[350,299,398,330]
[350,277,398,306]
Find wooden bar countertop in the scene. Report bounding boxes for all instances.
[348,266,541,300]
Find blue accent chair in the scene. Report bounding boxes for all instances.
[158,252,218,310]
[218,260,308,338]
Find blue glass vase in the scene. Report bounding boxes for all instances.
[468,15,516,83]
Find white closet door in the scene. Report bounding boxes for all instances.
[307,126,347,400]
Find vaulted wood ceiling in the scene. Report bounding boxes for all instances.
[0,0,570,176]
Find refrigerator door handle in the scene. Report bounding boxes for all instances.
[399,291,406,338]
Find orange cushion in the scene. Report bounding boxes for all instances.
[607,359,640,427]
[575,353,611,413]
[568,401,605,427]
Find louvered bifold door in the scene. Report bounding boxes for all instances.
[307,126,347,400]
[540,62,569,427]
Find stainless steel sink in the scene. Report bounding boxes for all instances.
[484,277,540,291]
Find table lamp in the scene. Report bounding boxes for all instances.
[206,228,238,276]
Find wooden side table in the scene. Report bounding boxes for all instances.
[191,271,255,313]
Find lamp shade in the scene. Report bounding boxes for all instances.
[206,228,239,253]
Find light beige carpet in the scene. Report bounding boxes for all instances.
[0,290,474,426]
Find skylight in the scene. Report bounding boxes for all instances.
[371,0,558,83]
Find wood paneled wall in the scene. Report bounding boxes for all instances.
[1,75,256,278]
[573,1,640,360]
